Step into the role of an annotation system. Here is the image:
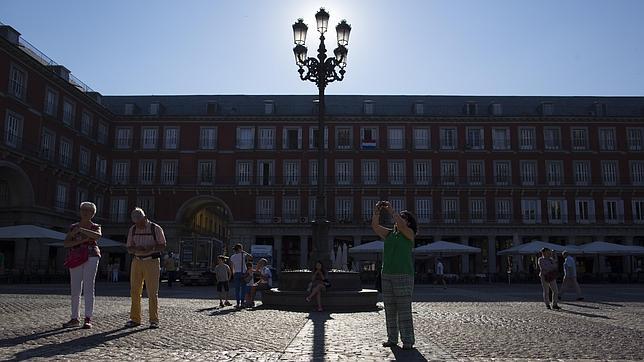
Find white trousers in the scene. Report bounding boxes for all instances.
[69,257,100,319]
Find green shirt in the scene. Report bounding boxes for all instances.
[382,230,414,276]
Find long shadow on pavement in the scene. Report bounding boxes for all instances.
[308,311,333,360]
[559,302,600,310]
[391,346,428,362]
[7,327,144,361]
[559,309,611,319]
[0,327,74,347]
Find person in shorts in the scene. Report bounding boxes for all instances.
[214,255,232,308]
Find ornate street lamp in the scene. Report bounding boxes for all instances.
[292,8,351,270]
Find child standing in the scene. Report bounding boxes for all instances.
[243,261,255,308]
[214,256,232,308]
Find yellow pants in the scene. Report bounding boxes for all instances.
[129,257,160,323]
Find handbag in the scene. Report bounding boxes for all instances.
[64,245,89,269]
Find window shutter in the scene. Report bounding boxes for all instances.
[236,128,240,148]
[589,201,596,223]
[324,127,329,149]
[298,128,303,149]
[282,128,287,149]
[536,200,542,223]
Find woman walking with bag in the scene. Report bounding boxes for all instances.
[372,201,418,350]
[62,202,102,329]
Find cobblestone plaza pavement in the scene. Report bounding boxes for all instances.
[1,283,643,361]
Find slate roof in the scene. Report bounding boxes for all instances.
[102,95,644,117]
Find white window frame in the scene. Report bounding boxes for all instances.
[415,198,432,224]
[575,198,596,224]
[160,160,178,185]
[136,196,155,218]
[309,126,329,149]
[111,197,128,222]
[257,160,275,186]
[40,128,56,160]
[360,126,379,150]
[79,146,90,175]
[413,128,430,150]
[55,183,68,210]
[200,127,217,150]
[4,111,23,148]
[335,160,353,186]
[546,160,563,186]
[492,127,511,150]
[630,161,644,186]
[164,127,179,150]
[440,160,458,185]
[256,197,274,223]
[632,199,644,224]
[258,127,276,150]
[442,198,459,224]
[81,111,93,136]
[335,197,353,222]
[601,160,618,186]
[284,160,300,185]
[44,87,58,116]
[198,160,215,185]
[414,160,431,186]
[115,128,132,149]
[362,197,379,222]
[520,160,537,186]
[469,198,485,223]
[519,127,536,150]
[283,197,300,223]
[494,160,511,186]
[465,127,484,150]
[571,127,589,151]
[627,128,643,151]
[112,160,130,185]
[62,99,75,127]
[59,138,72,168]
[440,127,457,150]
[598,128,617,151]
[521,198,541,224]
[236,160,253,185]
[547,198,567,224]
[496,198,512,223]
[141,127,158,150]
[236,126,255,150]
[139,160,156,185]
[574,160,591,186]
[544,127,561,150]
[387,127,404,150]
[467,160,484,186]
[9,64,27,99]
[309,160,327,186]
[361,160,379,185]
[283,127,303,150]
[603,198,624,224]
[335,126,352,150]
[388,160,405,185]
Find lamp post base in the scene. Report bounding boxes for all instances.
[310,218,332,270]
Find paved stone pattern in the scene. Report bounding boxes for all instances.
[1,284,643,361]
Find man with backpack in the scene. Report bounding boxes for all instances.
[125,207,167,329]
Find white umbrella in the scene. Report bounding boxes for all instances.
[348,240,384,261]
[334,245,342,269]
[341,243,348,270]
[48,237,126,248]
[578,241,644,255]
[414,241,481,256]
[0,225,66,240]
[497,240,579,256]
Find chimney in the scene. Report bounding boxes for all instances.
[48,65,70,81]
[0,25,21,45]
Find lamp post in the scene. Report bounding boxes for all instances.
[292,9,351,270]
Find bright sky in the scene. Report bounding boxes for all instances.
[2,0,643,96]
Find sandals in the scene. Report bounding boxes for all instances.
[382,341,397,347]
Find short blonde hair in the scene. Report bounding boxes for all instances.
[131,207,146,219]
[79,201,97,215]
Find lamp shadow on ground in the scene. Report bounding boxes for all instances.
[559,309,611,319]
[0,327,73,348]
[307,311,334,360]
[390,346,429,361]
[7,327,144,361]
[586,301,624,307]
[559,302,600,309]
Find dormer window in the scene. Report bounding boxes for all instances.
[124,103,135,115]
[264,101,275,115]
[207,101,218,115]
[465,102,478,115]
[414,102,424,115]
[490,103,502,116]
[363,100,374,115]
[594,102,607,117]
[149,102,160,115]
[541,102,554,116]
[312,99,320,114]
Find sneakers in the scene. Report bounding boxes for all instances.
[82,317,92,329]
[382,341,397,347]
[219,301,225,308]
[552,305,561,310]
[149,321,159,329]
[545,304,551,310]
[125,320,141,328]
[62,318,80,328]
[224,301,232,306]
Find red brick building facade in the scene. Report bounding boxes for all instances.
[1,24,643,279]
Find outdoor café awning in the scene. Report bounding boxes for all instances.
[497,240,582,256]
[413,241,481,256]
[0,225,66,240]
[578,241,644,256]
[348,240,383,260]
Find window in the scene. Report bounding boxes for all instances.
[360,127,378,150]
[544,127,561,150]
[521,199,541,224]
[283,197,300,223]
[496,199,512,223]
[161,160,178,185]
[284,160,300,185]
[469,198,485,223]
[575,199,595,223]
[257,160,274,186]
[97,122,108,144]
[164,127,179,149]
[415,198,432,223]
[413,128,429,150]
[362,197,379,222]
[390,198,406,219]
[571,128,588,150]
[206,101,218,115]
[139,160,155,184]
[95,155,107,180]
[388,160,405,185]
[309,127,329,149]
[236,127,255,149]
[110,197,128,222]
[466,127,484,150]
[115,128,132,149]
[80,112,92,135]
[467,160,484,186]
[309,197,316,220]
[4,111,23,148]
[258,127,275,150]
[519,127,536,150]
[113,161,130,185]
[490,103,502,116]
[442,198,459,223]
[284,127,303,150]
[309,160,327,186]
[79,147,90,175]
[388,127,404,150]
[363,101,374,115]
[59,138,72,168]
[264,101,274,115]
[63,100,75,126]
[200,127,217,150]
[601,160,618,186]
[574,161,591,186]
[55,184,68,210]
[627,128,643,151]
[77,188,87,206]
[236,161,252,185]
[631,161,644,186]
[124,103,135,115]
[520,161,537,186]
[141,128,158,149]
[9,64,26,99]
[492,128,511,150]
[464,103,477,115]
[414,160,431,185]
[256,197,274,223]
[335,127,352,150]
[362,160,378,185]
[604,199,623,224]
[440,128,457,150]
[136,197,154,218]
[197,161,214,184]
[40,129,55,160]
[94,194,103,217]
[494,161,511,185]
[149,103,160,115]
[541,102,554,116]
[599,128,616,151]
[414,102,424,115]
[440,160,457,185]
[546,161,563,186]
[335,198,353,222]
[44,88,58,116]
[632,199,644,224]
[594,102,607,116]
[335,160,352,185]
[547,199,567,224]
